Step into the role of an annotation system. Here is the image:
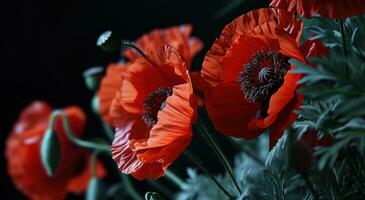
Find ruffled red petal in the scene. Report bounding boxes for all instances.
[124,24,203,68]
[111,84,196,180]
[12,101,52,134]
[118,58,169,114]
[66,155,106,194]
[111,91,161,180]
[204,82,264,139]
[202,8,304,141]
[98,62,127,125]
[133,83,196,159]
[271,0,365,20]
[268,40,328,147]
[202,8,301,87]
[111,47,197,179]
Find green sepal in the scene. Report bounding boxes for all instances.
[40,128,61,176]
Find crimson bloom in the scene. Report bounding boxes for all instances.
[6,101,105,200]
[98,25,202,125]
[300,129,334,148]
[200,8,327,148]
[292,130,334,173]
[110,45,197,180]
[270,0,365,20]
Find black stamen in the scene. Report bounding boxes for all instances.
[142,87,172,127]
[238,49,290,113]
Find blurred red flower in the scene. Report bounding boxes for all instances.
[300,129,334,148]
[270,0,365,20]
[110,45,197,180]
[6,101,105,200]
[98,25,202,125]
[200,8,327,148]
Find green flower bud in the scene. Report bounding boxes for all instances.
[97,31,121,52]
[83,66,104,91]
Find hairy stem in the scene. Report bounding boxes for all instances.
[195,119,242,195]
[184,150,235,199]
[49,111,110,152]
[120,174,144,200]
[164,170,187,189]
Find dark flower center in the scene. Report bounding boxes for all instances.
[238,49,290,112]
[142,87,172,127]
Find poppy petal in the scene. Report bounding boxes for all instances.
[204,82,264,139]
[98,63,127,124]
[270,0,365,20]
[118,58,169,114]
[66,155,106,194]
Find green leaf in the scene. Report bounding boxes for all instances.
[40,128,61,176]
[86,177,107,200]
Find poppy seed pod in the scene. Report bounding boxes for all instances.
[97,30,121,52]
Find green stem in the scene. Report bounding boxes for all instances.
[164,170,187,189]
[90,150,101,177]
[302,173,320,200]
[339,20,349,76]
[146,180,175,198]
[228,138,264,166]
[120,174,144,200]
[121,41,155,65]
[196,119,242,195]
[49,110,110,152]
[184,151,235,199]
[101,119,114,141]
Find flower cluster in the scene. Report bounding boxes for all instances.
[6,1,365,199]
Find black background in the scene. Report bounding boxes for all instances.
[1,0,268,199]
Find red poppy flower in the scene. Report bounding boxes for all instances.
[291,130,334,173]
[6,101,105,200]
[201,8,327,148]
[110,45,197,180]
[300,129,334,148]
[98,25,202,125]
[270,0,365,20]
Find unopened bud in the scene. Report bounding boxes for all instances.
[83,66,104,91]
[97,30,121,52]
